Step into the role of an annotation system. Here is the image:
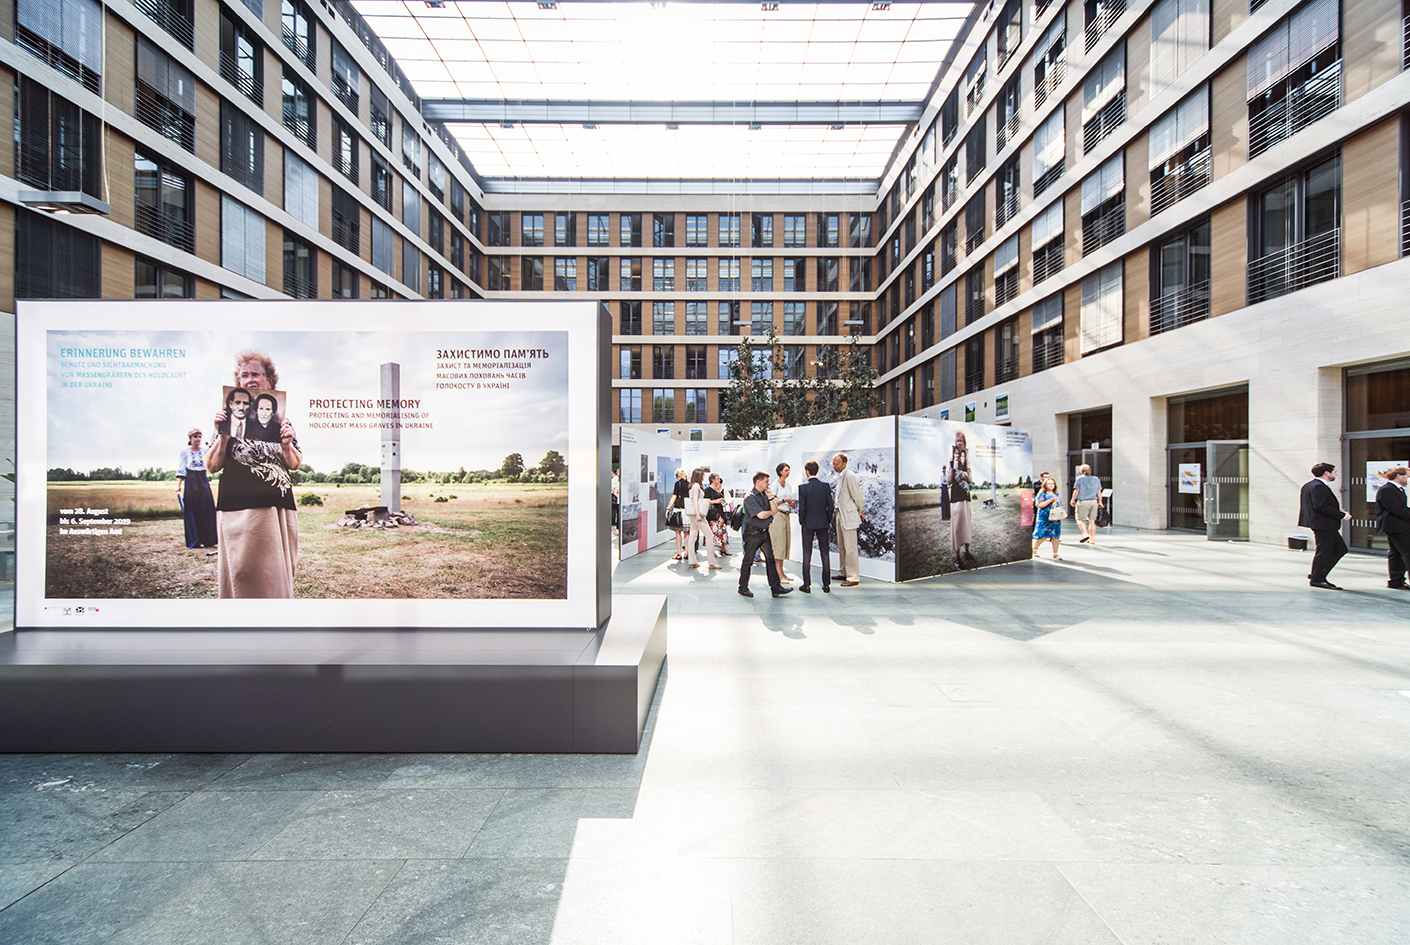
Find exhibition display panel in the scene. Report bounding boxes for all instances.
[617,427,681,560]
[3,301,664,752]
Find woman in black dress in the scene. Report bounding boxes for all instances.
[669,468,691,560]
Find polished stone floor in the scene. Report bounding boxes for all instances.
[2,528,1409,944]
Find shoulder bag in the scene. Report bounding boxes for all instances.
[1046,497,1067,521]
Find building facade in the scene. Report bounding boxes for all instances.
[2,0,1408,548]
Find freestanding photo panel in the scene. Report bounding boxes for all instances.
[16,300,611,630]
[896,416,1034,580]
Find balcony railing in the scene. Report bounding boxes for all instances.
[332,215,360,253]
[1033,239,1064,283]
[15,25,100,93]
[135,88,195,152]
[996,191,1020,228]
[220,53,263,106]
[996,112,1021,153]
[1150,147,1212,216]
[1034,60,1065,109]
[1085,0,1125,51]
[1083,90,1126,154]
[1401,198,1410,257]
[966,228,985,254]
[1248,60,1342,159]
[1034,162,1064,198]
[965,369,985,394]
[995,356,1019,385]
[282,26,314,69]
[135,202,195,254]
[135,0,194,49]
[965,294,985,325]
[1082,203,1125,256]
[1149,280,1210,335]
[942,179,959,211]
[1247,228,1340,304]
[284,110,315,149]
[284,271,317,300]
[1403,14,1409,71]
[1033,336,1064,372]
[332,75,359,115]
[994,271,1019,307]
[965,74,986,116]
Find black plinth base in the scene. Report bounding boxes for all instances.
[0,596,666,753]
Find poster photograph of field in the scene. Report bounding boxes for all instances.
[18,300,603,629]
[896,417,1034,581]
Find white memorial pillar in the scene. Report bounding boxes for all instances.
[380,362,401,512]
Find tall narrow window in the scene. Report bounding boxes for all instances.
[1031,201,1065,284]
[283,229,317,299]
[1249,153,1341,302]
[16,0,104,92]
[138,0,194,49]
[621,213,642,247]
[1082,47,1127,154]
[996,75,1022,152]
[135,37,196,151]
[1033,16,1066,108]
[281,0,313,68]
[1150,0,1210,99]
[1085,0,1127,51]
[16,208,100,299]
[964,334,985,393]
[620,257,642,291]
[653,258,675,291]
[1150,85,1212,215]
[1151,217,1211,334]
[588,214,611,246]
[521,213,544,247]
[222,196,265,282]
[686,258,708,292]
[1031,293,1065,371]
[995,317,1020,384]
[521,256,544,291]
[553,258,577,290]
[719,214,741,247]
[281,68,315,148]
[136,256,193,299]
[965,116,988,183]
[653,213,675,247]
[753,214,774,247]
[220,99,264,191]
[751,258,773,292]
[17,79,103,199]
[283,151,319,230]
[331,40,360,113]
[369,86,391,147]
[333,120,359,185]
[1080,261,1123,353]
[963,45,987,116]
[402,125,421,178]
[784,214,807,247]
[370,157,392,211]
[818,213,840,247]
[996,157,1021,228]
[994,236,1019,307]
[555,213,577,247]
[1081,154,1125,256]
[965,194,986,254]
[995,0,1022,68]
[332,187,360,254]
[685,214,708,246]
[1246,0,1342,158]
[220,5,263,105]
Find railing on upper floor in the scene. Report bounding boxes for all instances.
[1150,147,1212,217]
[1149,280,1211,336]
[1247,228,1340,304]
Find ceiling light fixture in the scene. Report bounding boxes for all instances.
[583,122,597,129]
[830,123,845,130]
[871,1,891,8]
[500,121,515,129]
[537,1,557,8]
[748,122,762,131]
[424,1,445,7]
[665,123,679,130]
[761,2,778,10]
[18,191,110,215]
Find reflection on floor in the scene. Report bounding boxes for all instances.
[3,528,1410,944]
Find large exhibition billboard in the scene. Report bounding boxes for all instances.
[16,300,608,630]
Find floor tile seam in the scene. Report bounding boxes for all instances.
[454,787,509,858]
[1046,863,1133,945]
[0,861,86,917]
[337,858,407,945]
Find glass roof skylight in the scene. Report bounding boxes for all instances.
[454,122,909,179]
[350,1,975,180]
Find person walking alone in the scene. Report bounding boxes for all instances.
[1070,463,1103,545]
[686,467,721,571]
[1299,462,1351,590]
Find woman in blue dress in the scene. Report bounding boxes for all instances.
[1031,474,1063,560]
[176,427,218,548]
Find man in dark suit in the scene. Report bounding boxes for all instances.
[1374,466,1410,590]
[796,460,835,594]
[1299,462,1351,589]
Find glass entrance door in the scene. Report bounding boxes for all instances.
[1204,440,1249,541]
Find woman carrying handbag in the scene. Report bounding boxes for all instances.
[1032,475,1065,560]
[686,468,721,569]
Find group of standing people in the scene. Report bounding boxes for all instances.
[659,453,867,598]
[1300,461,1410,591]
[175,351,302,599]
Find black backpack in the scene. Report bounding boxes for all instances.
[729,506,745,531]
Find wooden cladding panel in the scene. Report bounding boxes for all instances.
[1209,199,1246,318]
[1063,281,1082,363]
[1210,0,1247,47]
[102,244,135,301]
[1210,56,1248,182]
[1123,249,1150,345]
[193,86,222,172]
[1017,306,1033,378]
[1125,17,1153,118]
[107,135,136,231]
[194,181,221,265]
[104,17,136,118]
[1125,130,1150,232]
[1063,188,1082,269]
[1343,0,1401,104]
[264,133,282,207]
[1341,117,1401,277]
[266,219,283,294]
[0,204,15,313]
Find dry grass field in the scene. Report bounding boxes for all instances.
[896,490,1033,581]
[44,480,568,600]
